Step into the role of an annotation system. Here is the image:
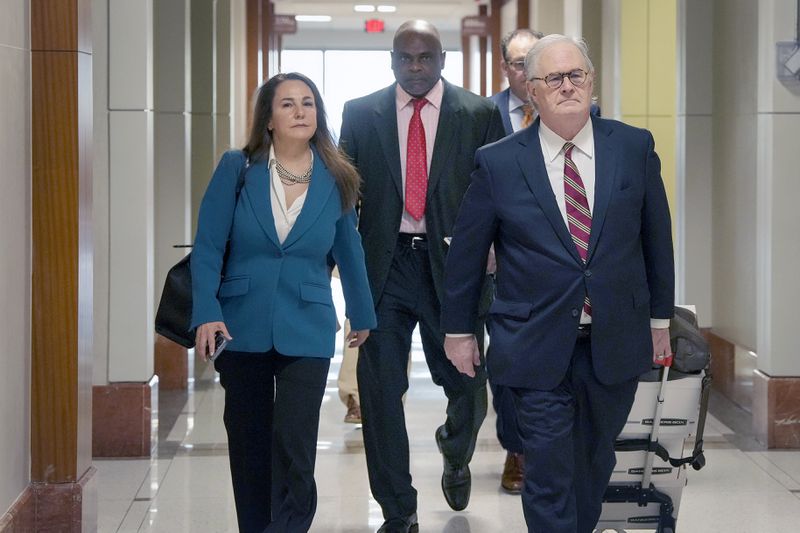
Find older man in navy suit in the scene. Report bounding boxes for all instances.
[442,35,674,533]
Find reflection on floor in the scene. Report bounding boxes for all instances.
[95,287,800,532]
[95,342,800,532]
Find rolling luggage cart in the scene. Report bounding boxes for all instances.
[596,307,711,533]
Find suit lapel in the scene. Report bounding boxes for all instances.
[586,117,617,262]
[517,120,583,265]
[497,89,512,135]
[373,85,403,199]
[281,146,335,249]
[243,159,282,248]
[427,81,459,201]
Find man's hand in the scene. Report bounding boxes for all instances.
[651,327,672,366]
[346,329,370,348]
[444,335,481,377]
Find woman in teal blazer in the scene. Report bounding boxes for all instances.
[190,72,376,533]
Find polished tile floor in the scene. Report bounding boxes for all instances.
[95,293,800,532]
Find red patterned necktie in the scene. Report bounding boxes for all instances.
[563,142,592,316]
[405,98,428,220]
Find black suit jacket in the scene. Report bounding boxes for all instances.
[441,116,675,389]
[340,80,506,306]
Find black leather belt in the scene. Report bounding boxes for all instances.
[397,233,427,250]
[577,324,592,339]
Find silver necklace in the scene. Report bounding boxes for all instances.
[272,151,313,186]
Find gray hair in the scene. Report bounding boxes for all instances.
[524,34,594,81]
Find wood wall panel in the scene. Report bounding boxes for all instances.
[31,51,80,483]
[246,0,259,130]
[517,0,530,29]
[31,0,78,51]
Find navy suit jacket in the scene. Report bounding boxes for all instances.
[191,149,377,357]
[441,116,674,389]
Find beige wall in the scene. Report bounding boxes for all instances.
[710,0,758,349]
[529,0,565,35]
[0,0,31,513]
[754,0,800,375]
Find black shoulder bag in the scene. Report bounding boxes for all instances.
[155,157,249,348]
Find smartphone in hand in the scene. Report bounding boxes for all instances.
[209,331,229,361]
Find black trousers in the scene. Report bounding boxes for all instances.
[214,349,330,533]
[357,238,488,520]
[511,337,638,533]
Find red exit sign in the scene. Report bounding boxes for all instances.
[365,18,384,33]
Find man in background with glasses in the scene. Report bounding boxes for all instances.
[442,34,674,532]
[492,29,544,136]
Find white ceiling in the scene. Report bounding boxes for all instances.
[274,0,488,33]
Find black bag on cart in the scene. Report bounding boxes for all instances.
[670,306,710,374]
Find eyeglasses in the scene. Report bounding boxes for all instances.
[531,69,589,89]
[506,60,526,72]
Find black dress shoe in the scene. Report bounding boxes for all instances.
[435,426,472,511]
[376,513,419,533]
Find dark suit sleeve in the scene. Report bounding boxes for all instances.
[484,104,506,146]
[339,101,357,161]
[441,149,499,333]
[640,132,675,320]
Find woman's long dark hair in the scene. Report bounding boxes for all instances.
[243,72,360,210]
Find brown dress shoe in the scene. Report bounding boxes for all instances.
[344,395,362,424]
[501,451,524,493]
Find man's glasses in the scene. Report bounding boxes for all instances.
[506,60,526,72]
[531,69,589,89]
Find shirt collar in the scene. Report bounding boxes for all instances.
[539,117,594,163]
[508,91,527,112]
[396,79,444,111]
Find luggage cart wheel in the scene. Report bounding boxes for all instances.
[691,453,706,470]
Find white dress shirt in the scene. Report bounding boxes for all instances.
[396,79,444,234]
[269,145,308,244]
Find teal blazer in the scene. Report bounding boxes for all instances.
[190,148,376,357]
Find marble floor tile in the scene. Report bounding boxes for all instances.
[94,304,800,532]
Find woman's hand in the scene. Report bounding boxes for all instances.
[346,329,370,348]
[195,321,232,361]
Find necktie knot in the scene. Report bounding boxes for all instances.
[563,141,575,159]
[412,98,428,114]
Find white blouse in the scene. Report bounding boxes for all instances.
[269,145,309,244]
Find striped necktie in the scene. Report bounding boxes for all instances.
[563,142,592,315]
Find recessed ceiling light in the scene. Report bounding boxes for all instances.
[295,15,332,22]
[377,5,397,13]
[354,4,376,12]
